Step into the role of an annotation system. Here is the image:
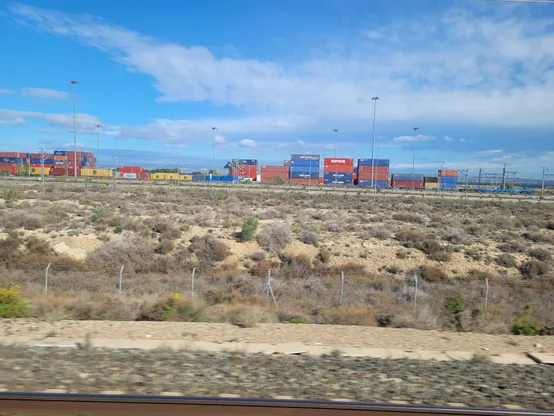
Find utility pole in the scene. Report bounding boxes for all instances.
[541,167,551,198]
[370,97,379,189]
[477,168,482,190]
[333,129,338,159]
[39,147,45,184]
[96,124,101,168]
[69,80,80,178]
[411,127,419,189]
[439,161,446,191]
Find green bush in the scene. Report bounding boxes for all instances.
[0,285,29,318]
[511,303,544,336]
[444,290,464,332]
[240,217,259,242]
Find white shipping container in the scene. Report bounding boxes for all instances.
[122,173,137,179]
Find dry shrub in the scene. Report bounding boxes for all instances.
[297,230,319,246]
[257,222,292,254]
[86,237,157,273]
[417,265,448,282]
[317,306,377,326]
[495,253,517,268]
[519,260,550,280]
[498,241,526,253]
[2,212,45,230]
[189,236,230,263]
[203,275,260,305]
[528,248,552,263]
[365,227,390,240]
[318,248,331,264]
[249,251,266,261]
[226,304,273,328]
[392,212,425,224]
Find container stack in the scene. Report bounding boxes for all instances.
[439,170,458,190]
[231,159,258,181]
[289,154,320,185]
[357,159,390,187]
[260,165,289,183]
[323,158,354,185]
[120,166,142,179]
[424,176,439,189]
[391,173,425,188]
[56,150,96,171]
[0,152,28,175]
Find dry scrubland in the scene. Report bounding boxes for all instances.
[0,184,553,335]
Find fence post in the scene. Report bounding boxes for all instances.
[191,268,196,298]
[340,271,345,305]
[484,278,489,309]
[118,265,124,297]
[44,263,51,294]
[413,274,418,314]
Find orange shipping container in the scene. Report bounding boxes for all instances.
[324,165,354,173]
[290,178,316,185]
[54,156,67,161]
[439,170,458,177]
[358,166,389,174]
[357,173,389,181]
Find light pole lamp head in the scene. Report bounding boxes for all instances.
[211,127,216,131]
[333,129,338,133]
[69,80,80,85]
[96,124,101,129]
[372,96,379,101]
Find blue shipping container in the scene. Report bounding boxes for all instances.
[291,154,320,161]
[220,176,234,182]
[233,159,257,165]
[392,174,424,181]
[290,172,319,179]
[324,172,353,181]
[290,159,320,167]
[290,166,319,173]
[191,175,206,182]
[440,176,457,183]
[0,157,17,163]
[54,160,66,166]
[54,150,67,156]
[440,183,457,189]
[324,179,352,185]
[358,159,390,167]
[358,180,389,188]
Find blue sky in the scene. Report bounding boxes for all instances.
[1,0,554,175]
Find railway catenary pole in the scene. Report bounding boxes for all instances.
[541,167,550,197]
[411,127,419,189]
[370,97,379,189]
[96,124,101,168]
[211,127,217,184]
[439,161,446,192]
[69,80,79,178]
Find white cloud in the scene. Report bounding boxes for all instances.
[8,1,554,133]
[0,109,102,133]
[238,139,256,149]
[0,88,12,94]
[480,149,503,154]
[22,87,70,100]
[444,136,454,142]
[0,117,25,126]
[214,135,226,144]
[392,134,436,143]
[460,138,475,143]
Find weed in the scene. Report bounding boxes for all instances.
[257,222,292,254]
[298,230,319,246]
[0,285,29,318]
[444,290,465,332]
[511,303,545,336]
[495,253,517,268]
[519,260,549,280]
[239,217,259,242]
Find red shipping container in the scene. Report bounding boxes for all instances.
[137,172,150,180]
[358,166,390,174]
[54,156,67,161]
[392,180,424,188]
[30,164,42,168]
[50,166,78,176]
[324,165,354,173]
[120,166,142,173]
[260,173,289,182]
[261,166,289,172]
[290,178,317,185]
[353,172,358,181]
[0,152,26,158]
[323,158,354,166]
[319,177,324,184]
[0,164,18,174]
[357,173,389,181]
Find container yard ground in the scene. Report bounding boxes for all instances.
[0,182,553,336]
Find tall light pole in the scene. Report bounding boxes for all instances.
[371,97,379,189]
[69,80,79,178]
[211,127,217,176]
[177,152,180,187]
[439,160,446,191]
[333,129,338,158]
[96,124,101,168]
[411,127,419,189]
[541,167,550,198]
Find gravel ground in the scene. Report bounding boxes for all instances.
[0,345,553,410]
[1,320,552,354]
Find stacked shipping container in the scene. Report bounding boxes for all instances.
[391,174,425,188]
[357,159,390,188]
[260,165,289,183]
[290,154,320,185]
[439,169,458,190]
[231,159,258,181]
[424,176,439,189]
[0,151,27,175]
[323,158,354,185]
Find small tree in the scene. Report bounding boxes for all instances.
[240,217,259,242]
[444,290,465,332]
[0,285,29,318]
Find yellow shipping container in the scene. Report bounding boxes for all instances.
[150,173,166,180]
[80,168,113,177]
[165,174,179,180]
[178,174,192,181]
[30,167,51,175]
[425,182,438,189]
